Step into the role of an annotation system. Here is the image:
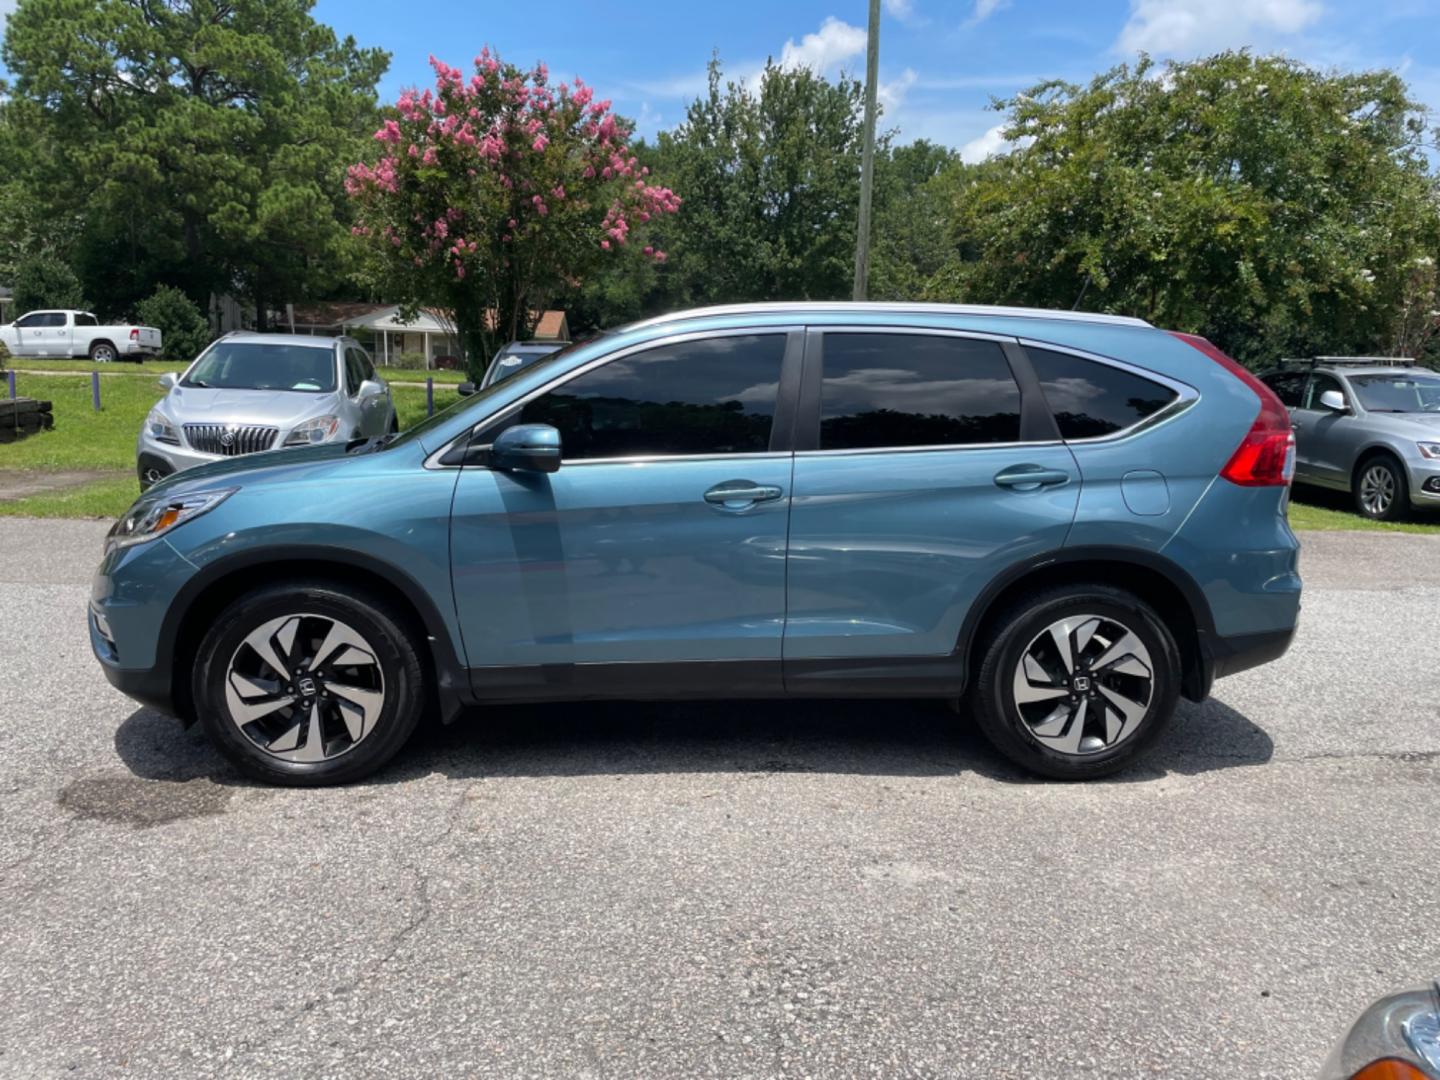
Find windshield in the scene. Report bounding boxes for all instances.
[1348,372,1440,413]
[482,346,561,388]
[182,342,338,393]
[385,336,600,450]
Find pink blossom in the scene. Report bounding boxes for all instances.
[373,119,402,144]
[552,185,565,200]
[600,239,610,250]
[532,134,549,153]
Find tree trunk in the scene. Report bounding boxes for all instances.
[253,280,268,332]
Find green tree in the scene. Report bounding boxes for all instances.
[642,58,871,309]
[12,254,85,313]
[136,285,212,362]
[346,50,679,378]
[869,140,964,301]
[928,52,1440,365]
[1,0,388,321]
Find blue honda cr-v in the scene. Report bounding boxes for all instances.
[90,303,1301,785]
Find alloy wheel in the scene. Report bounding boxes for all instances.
[1011,614,1154,756]
[93,345,115,362]
[1359,464,1395,518]
[224,613,386,763]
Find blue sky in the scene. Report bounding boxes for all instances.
[309,0,1439,159]
[3,0,1438,159]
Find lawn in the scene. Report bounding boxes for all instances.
[5,357,472,383]
[5,375,1440,535]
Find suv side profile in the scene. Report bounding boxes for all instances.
[91,303,1301,786]
[1259,358,1440,521]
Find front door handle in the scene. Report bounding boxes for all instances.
[994,466,1071,491]
[704,481,783,509]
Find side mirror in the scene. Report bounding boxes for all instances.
[358,378,385,399]
[457,381,477,397]
[1319,389,1348,412]
[157,372,178,392]
[490,423,561,473]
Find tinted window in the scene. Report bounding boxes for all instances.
[14,313,42,327]
[519,334,785,460]
[1262,371,1307,408]
[343,350,363,395]
[18,312,64,328]
[356,348,376,382]
[818,333,1021,450]
[74,312,97,326]
[1304,373,1345,410]
[1029,348,1177,439]
[182,342,338,393]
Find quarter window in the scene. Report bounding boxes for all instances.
[1029,348,1178,439]
[519,334,786,460]
[1261,371,1307,409]
[817,333,1022,450]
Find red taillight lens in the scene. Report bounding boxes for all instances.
[129,327,140,341]
[1169,331,1295,487]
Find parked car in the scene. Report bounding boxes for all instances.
[1259,358,1440,521]
[0,309,161,362]
[1320,979,1440,1079]
[91,302,1300,786]
[479,339,568,388]
[136,332,396,490]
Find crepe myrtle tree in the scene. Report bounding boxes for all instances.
[346,50,680,377]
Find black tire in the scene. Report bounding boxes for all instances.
[89,340,117,363]
[1353,454,1408,522]
[968,584,1182,780]
[192,580,426,786]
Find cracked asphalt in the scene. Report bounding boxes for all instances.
[1,518,1438,1079]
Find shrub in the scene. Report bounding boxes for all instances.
[13,254,85,313]
[391,351,428,370]
[135,285,212,362]
[0,338,9,370]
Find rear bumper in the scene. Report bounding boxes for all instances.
[1208,625,1297,681]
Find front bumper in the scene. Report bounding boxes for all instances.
[1408,461,1440,506]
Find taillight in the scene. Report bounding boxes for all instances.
[129,327,140,341]
[1170,331,1295,487]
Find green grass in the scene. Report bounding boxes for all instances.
[0,473,138,519]
[1287,485,1440,534]
[6,357,190,375]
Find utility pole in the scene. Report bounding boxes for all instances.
[852,0,881,301]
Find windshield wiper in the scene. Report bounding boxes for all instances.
[186,379,209,388]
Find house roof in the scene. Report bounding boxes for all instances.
[287,301,389,328]
[533,310,569,340]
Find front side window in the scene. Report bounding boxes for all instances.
[1348,371,1440,413]
[343,349,365,394]
[818,333,1022,450]
[518,334,786,460]
[182,342,338,393]
[1303,373,1345,410]
[14,313,43,328]
[1029,348,1178,439]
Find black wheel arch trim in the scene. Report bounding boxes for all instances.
[156,544,474,724]
[952,544,1221,702]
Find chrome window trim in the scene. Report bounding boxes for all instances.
[424,325,801,470]
[795,439,1065,459]
[628,301,1152,330]
[1016,337,1199,445]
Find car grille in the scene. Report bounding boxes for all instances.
[183,424,279,456]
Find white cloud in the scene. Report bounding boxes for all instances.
[1115,0,1323,56]
[884,0,915,17]
[878,67,918,112]
[971,0,1010,23]
[0,0,16,21]
[779,17,868,75]
[960,123,1010,163]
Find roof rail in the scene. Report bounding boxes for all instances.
[1280,355,1418,368]
[628,301,1153,330]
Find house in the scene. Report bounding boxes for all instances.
[283,302,568,368]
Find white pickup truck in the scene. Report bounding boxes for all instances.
[0,309,162,362]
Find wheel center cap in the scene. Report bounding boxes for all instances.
[297,676,318,697]
[1072,675,1091,692]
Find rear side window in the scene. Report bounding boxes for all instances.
[74,312,98,327]
[1028,348,1177,439]
[519,334,786,460]
[818,334,1022,450]
[1261,371,1306,408]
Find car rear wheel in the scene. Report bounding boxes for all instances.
[1354,456,1407,521]
[968,584,1181,779]
[192,581,426,786]
[89,341,116,363]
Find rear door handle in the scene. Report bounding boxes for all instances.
[994,466,1071,491]
[704,481,783,508]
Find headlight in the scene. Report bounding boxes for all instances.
[104,488,236,554]
[1417,443,1440,460]
[283,415,343,447]
[145,407,180,445]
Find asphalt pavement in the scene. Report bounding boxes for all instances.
[1,519,1438,1079]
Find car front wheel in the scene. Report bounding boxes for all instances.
[1354,456,1407,522]
[192,581,426,786]
[968,584,1181,779]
